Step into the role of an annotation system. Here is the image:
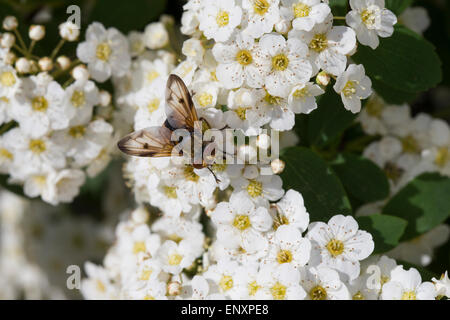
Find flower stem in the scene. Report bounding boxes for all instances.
[50,39,66,60]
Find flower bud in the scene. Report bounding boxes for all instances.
[275,19,290,34]
[29,25,45,41]
[56,55,71,70]
[71,65,89,81]
[38,57,53,72]
[238,145,257,164]
[59,21,80,41]
[316,71,330,86]
[257,133,271,150]
[131,207,149,224]
[3,16,18,31]
[167,281,181,296]
[144,22,169,50]
[1,32,15,48]
[99,90,112,107]
[15,57,31,73]
[271,158,285,174]
[160,14,175,26]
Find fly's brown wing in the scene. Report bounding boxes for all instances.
[117,126,177,157]
[165,74,198,131]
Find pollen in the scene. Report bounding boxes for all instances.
[0,148,13,160]
[216,10,230,27]
[233,214,251,231]
[401,135,420,154]
[435,147,449,167]
[353,291,365,300]
[147,98,160,113]
[253,0,270,15]
[164,186,178,199]
[0,71,16,87]
[271,282,287,300]
[235,107,247,120]
[293,87,308,99]
[342,81,357,97]
[212,163,227,172]
[272,54,289,71]
[293,3,310,18]
[236,49,253,66]
[248,281,261,296]
[140,269,153,281]
[310,285,327,300]
[309,33,328,53]
[133,241,146,254]
[247,179,263,197]
[96,280,106,293]
[220,275,234,291]
[326,239,344,257]
[264,91,282,105]
[69,125,86,138]
[273,214,289,230]
[184,166,200,182]
[197,92,213,107]
[70,90,85,107]
[361,9,376,27]
[31,96,48,112]
[401,291,417,300]
[168,253,183,266]
[276,249,293,264]
[147,70,160,83]
[96,42,112,61]
[29,139,46,154]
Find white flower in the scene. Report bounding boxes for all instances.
[9,128,66,178]
[272,189,310,232]
[334,64,372,113]
[203,259,245,298]
[290,16,356,76]
[77,22,131,82]
[281,0,331,31]
[265,225,311,268]
[300,266,351,300]
[212,191,272,253]
[182,38,205,64]
[381,266,437,300]
[117,224,161,262]
[0,129,16,173]
[198,0,242,42]
[399,7,430,36]
[81,262,118,300]
[12,75,68,138]
[346,0,397,49]
[256,264,306,300]
[156,240,197,275]
[287,82,324,114]
[362,255,398,292]
[52,119,113,168]
[143,22,169,49]
[192,81,219,109]
[125,279,167,300]
[432,271,450,298]
[213,34,264,89]
[127,31,145,57]
[257,33,312,98]
[64,79,99,126]
[231,171,285,206]
[307,214,374,280]
[131,59,170,90]
[0,64,20,99]
[242,0,281,39]
[133,85,166,130]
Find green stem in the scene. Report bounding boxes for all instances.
[51,59,81,79]
[334,16,346,20]
[28,40,36,58]
[13,28,27,52]
[50,39,65,60]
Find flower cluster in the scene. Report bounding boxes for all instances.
[0,18,118,205]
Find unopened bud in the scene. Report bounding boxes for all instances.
[238,145,257,164]
[29,25,45,41]
[271,159,285,174]
[275,19,290,34]
[316,71,330,86]
[38,57,53,72]
[99,90,112,107]
[56,56,71,70]
[59,21,80,41]
[167,281,181,296]
[71,65,89,81]
[257,133,271,150]
[131,207,149,224]
[3,16,18,31]
[15,57,31,73]
[4,52,16,65]
[1,32,15,48]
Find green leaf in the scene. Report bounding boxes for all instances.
[331,153,390,204]
[307,87,357,148]
[356,214,408,253]
[385,0,414,15]
[89,0,167,33]
[371,79,418,105]
[328,0,348,16]
[382,173,450,241]
[280,147,352,222]
[352,25,442,97]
